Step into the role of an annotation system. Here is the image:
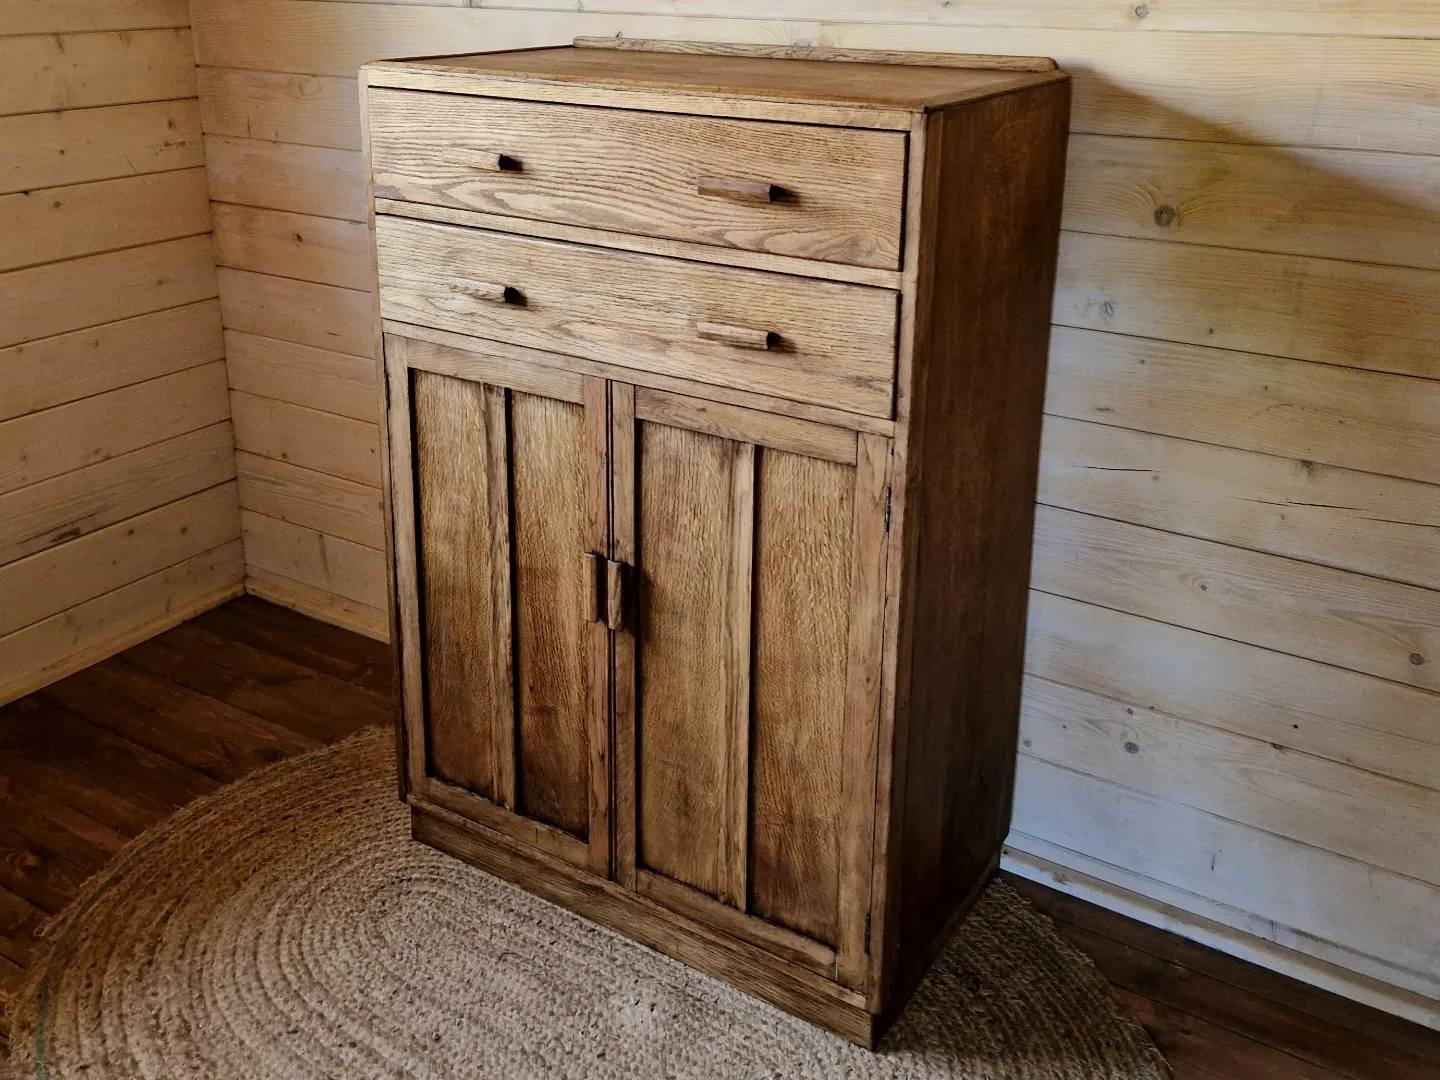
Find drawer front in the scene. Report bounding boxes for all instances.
[367,88,906,270]
[376,216,898,418]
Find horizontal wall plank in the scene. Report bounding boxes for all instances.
[1033,505,1440,693]
[0,235,217,348]
[0,300,223,422]
[1011,757,1440,991]
[244,567,387,641]
[0,0,190,35]
[1054,232,1440,381]
[1039,417,1440,590]
[204,135,364,219]
[1045,327,1440,487]
[0,99,203,195]
[217,268,373,356]
[229,390,380,485]
[0,362,231,495]
[434,0,1440,38]
[0,168,211,272]
[190,2,1440,154]
[1064,134,1440,274]
[1025,592,1440,792]
[235,450,382,548]
[0,424,235,566]
[225,330,376,421]
[198,68,359,149]
[240,509,385,608]
[0,483,240,636]
[212,204,371,289]
[0,29,197,116]
[1021,674,1440,884]
[1003,837,1440,1025]
[0,541,244,706]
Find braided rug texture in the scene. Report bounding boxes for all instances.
[6,728,1168,1079]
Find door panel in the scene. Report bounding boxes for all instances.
[749,449,855,944]
[510,390,591,835]
[411,370,506,799]
[386,334,609,873]
[633,422,743,903]
[613,384,891,983]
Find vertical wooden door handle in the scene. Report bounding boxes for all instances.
[582,552,604,623]
[605,559,627,632]
[696,176,782,203]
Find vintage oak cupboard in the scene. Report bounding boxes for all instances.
[362,39,1070,1046]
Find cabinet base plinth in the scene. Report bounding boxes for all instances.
[409,802,883,1049]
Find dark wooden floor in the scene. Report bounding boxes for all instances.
[2,596,1437,1078]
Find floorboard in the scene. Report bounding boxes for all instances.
[0,594,1435,1078]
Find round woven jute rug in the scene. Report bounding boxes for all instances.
[5,728,1168,1079]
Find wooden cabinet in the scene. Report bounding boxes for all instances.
[364,38,1070,1048]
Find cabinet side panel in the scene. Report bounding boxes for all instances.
[749,448,854,945]
[412,370,502,797]
[510,390,591,836]
[892,81,1071,1001]
[635,422,734,898]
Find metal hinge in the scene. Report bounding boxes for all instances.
[864,913,872,953]
[883,487,892,532]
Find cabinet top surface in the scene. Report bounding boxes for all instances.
[364,43,1065,113]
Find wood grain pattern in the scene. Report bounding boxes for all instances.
[0,300,223,423]
[633,421,733,900]
[375,216,899,417]
[0,168,211,272]
[1,235,217,349]
[225,330,377,422]
[0,362,231,496]
[509,390,591,836]
[198,68,360,149]
[205,135,365,220]
[218,268,373,357]
[0,99,203,196]
[239,509,384,609]
[0,424,235,566]
[229,391,380,486]
[748,448,854,945]
[235,451,383,549]
[367,87,904,268]
[1032,505,1440,694]
[212,204,371,290]
[410,370,502,799]
[1025,592,1440,794]
[0,29,197,116]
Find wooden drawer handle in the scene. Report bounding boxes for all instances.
[696,176,782,204]
[696,321,777,351]
[445,151,521,173]
[447,281,522,305]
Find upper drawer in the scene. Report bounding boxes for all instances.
[376,216,898,418]
[366,88,907,271]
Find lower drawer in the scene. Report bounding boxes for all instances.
[375,216,898,418]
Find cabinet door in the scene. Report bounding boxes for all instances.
[610,385,891,987]
[386,334,610,875]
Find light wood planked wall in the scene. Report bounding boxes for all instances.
[0,2,243,704]
[185,0,1440,1026]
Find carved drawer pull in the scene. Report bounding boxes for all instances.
[447,281,522,305]
[696,321,777,351]
[445,151,522,172]
[696,176,782,203]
